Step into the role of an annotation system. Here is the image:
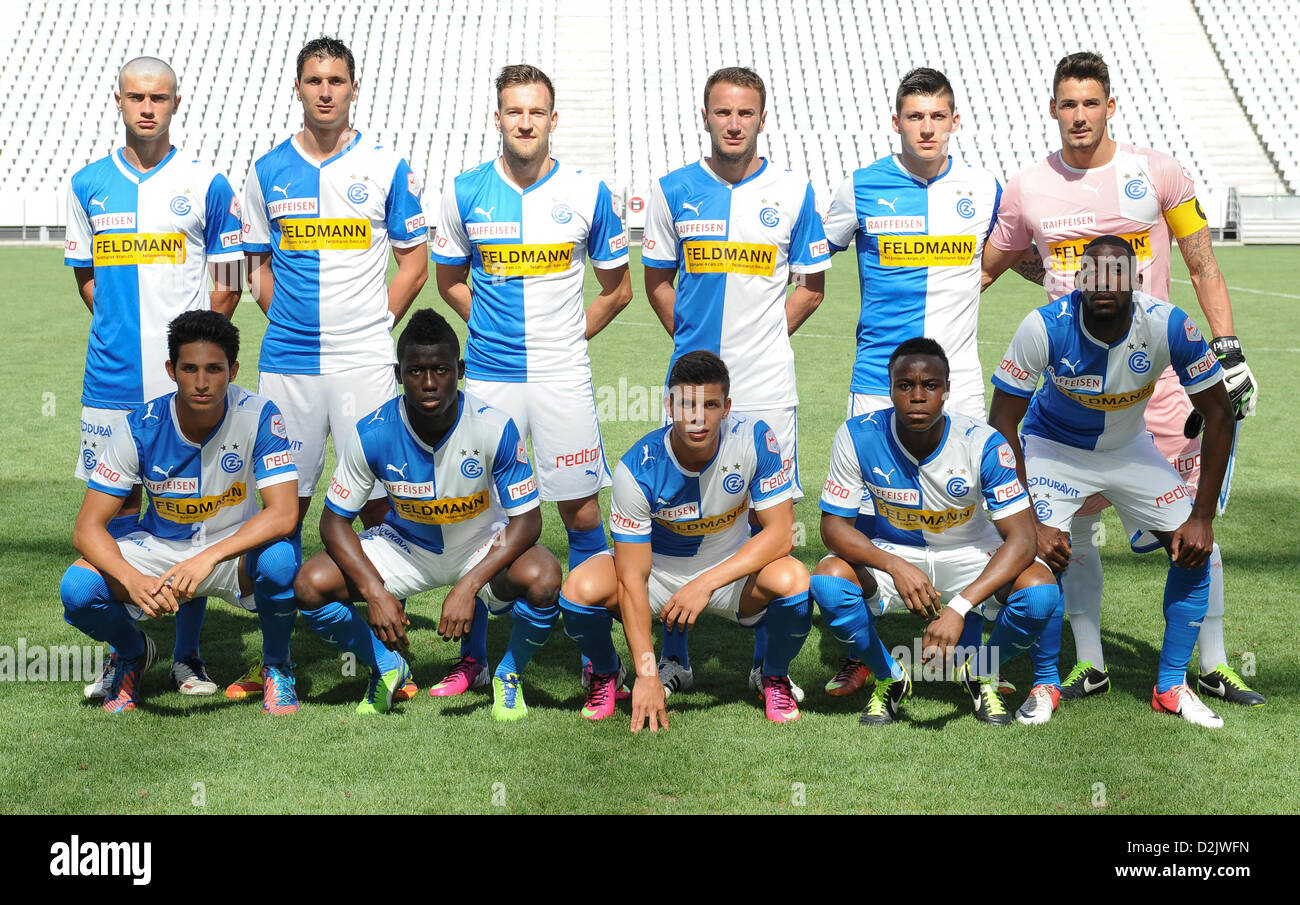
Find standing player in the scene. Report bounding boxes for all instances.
[59,312,301,714]
[819,67,1002,697]
[558,352,811,728]
[982,52,1263,712]
[66,57,245,700]
[292,311,562,719]
[641,67,829,692]
[432,64,630,694]
[240,37,428,695]
[812,339,1060,726]
[988,237,1236,728]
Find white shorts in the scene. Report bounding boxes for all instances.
[648,559,751,624]
[847,385,986,422]
[1024,433,1193,536]
[865,539,1000,618]
[466,377,612,502]
[732,405,802,501]
[77,407,130,481]
[259,366,398,499]
[357,523,514,611]
[116,530,243,618]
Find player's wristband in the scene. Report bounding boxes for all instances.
[946,594,975,619]
[1210,335,1246,367]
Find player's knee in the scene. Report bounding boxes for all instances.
[561,563,606,608]
[251,540,299,594]
[292,556,333,610]
[1013,561,1057,592]
[519,554,562,610]
[1012,583,1061,622]
[813,555,856,581]
[60,565,111,620]
[766,557,809,600]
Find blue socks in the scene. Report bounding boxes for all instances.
[559,593,620,674]
[810,574,900,679]
[61,565,145,659]
[249,539,299,667]
[173,598,207,659]
[661,621,690,669]
[979,584,1060,675]
[1158,560,1211,693]
[496,598,558,677]
[1027,582,1065,688]
[567,526,608,571]
[760,592,811,677]
[300,600,399,673]
[459,598,490,664]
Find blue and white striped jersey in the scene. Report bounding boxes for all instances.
[87,385,297,544]
[992,290,1223,451]
[325,392,539,557]
[65,147,244,409]
[242,133,428,375]
[820,409,1028,550]
[609,416,791,569]
[641,159,831,410]
[823,155,1001,396]
[431,159,628,382]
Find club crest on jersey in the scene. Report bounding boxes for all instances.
[551,203,573,224]
[765,429,780,455]
[955,197,975,219]
[1034,499,1052,520]
[1128,351,1152,374]
[722,472,745,494]
[170,195,191,215]
[1124,179,1148,200]
[1184,319,1204,343]
[997,443,1016,469]
[221,452,243,473]
[946,477,969,497]
[81,448,96,471]
[759,206,780,227]
[461,457,483,479]
[348,183,369,204]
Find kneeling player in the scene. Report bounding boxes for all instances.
[292,310,562,719]
[60,312,301,713]
[989,236,1235,728]
[812,339,1061,726]
[559,351,811,729]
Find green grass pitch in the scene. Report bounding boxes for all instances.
[0,244,1295,814]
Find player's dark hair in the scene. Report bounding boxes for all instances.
[703,67,766,112]
[397,309,460,362]
[1082,234,1138,266]
[168,310,239,366]
[1053,51,1110,99]
[669,350,730,398]
[895,67,956,114]
[888,337,950,380]
[496,64,555,110]
[297,36,355,82]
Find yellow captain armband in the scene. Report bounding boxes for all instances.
[1163,197,1209,240]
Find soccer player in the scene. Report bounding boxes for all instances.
[812,338,1060,726]
[982,51,1263,710]
[988,237,1235,728]
[59,312,301,714]
[432,64,630,695]
[292,310,562,719]
[641,67,829,693]
[558,351,811,728]
[240,37,428,696]
[818,67,1003,697]
[66,56,245,699]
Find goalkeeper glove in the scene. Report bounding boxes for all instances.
[1183,335,1258,437]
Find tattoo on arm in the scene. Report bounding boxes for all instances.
[1012,252,1046,286]
[1178,228,1222,281]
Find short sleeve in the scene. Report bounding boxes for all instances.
[491,417,540,515]
[609,461,653,542]
[588,180,630,267]
[430,177,471,264]
[252,402,298,490]
[204,173,245,261]
[1167,308,1224,391]
[87,422,140,497]
[985,177,1004,240]
[787,182,832,273]
[818,422,866,518]
[65,177,93,267]
[823,175,859,252]
[385,158,429,248]
[240,162,272,252]
[986,174,1031,252]
[978,430,1029,518]
[749,420,792,509]
[991,310,1051,397]
[640,177,679,269]
[323,427,377,519]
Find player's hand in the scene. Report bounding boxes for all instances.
[661,581,711,632]
[437,583,478,642]
[921,607,966,665]
[889,558,942,619]
[366,589,410,651]
[630,675,669,733]
[1170,515,1214,570]
[155,551,220,602]
[1035,523,1072,572]
[124,571,179,618]
[1213,336,1258,420]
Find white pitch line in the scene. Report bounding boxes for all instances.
[1172,277,1300,301]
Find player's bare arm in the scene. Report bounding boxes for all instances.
[156,478,299,601]
[988,387,1072,571]
[784,270,826,334]
[1169,380,1234,569]
[434,261,473,322]
[318,506,410,650]
[386,243,429,326]
[980,242,1031,291]
[71,487,179,618]
[613,539,668,732]
[1175,227,1234,337]
[440,507,544,642]
[583,263,633,339]
[820,511,941,618]
[247,251,274,315]
[644,266,677,336]
[1011,248,1046,287]
[73,266,95,313]
[209,259,241,318]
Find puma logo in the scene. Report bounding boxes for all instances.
[271,183,292,197]
[876,197,898,212]
[90,196,108,210]
[473,206,495,220]
[681,201,701,215]
[641,445,654,466]
[872,467,895,484]
[1059,357,1081,375]
[386,462,408,480]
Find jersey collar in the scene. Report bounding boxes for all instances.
[698,156,769,190]
[661,422,723,477]
[167,387,231,449]
[112,145,179,184]
[399,391,464,454]
[493,157,559,194]
[891,154,953,186]
[887,410,950,467]
[290,130,363,168]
